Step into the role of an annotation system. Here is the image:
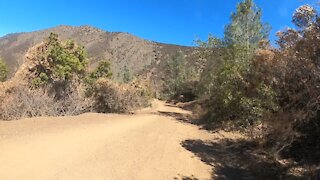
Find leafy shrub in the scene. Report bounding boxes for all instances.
[0,58,8,82]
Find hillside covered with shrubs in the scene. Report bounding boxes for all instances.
[0,33,151,120]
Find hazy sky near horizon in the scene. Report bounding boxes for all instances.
[0,0,318,46]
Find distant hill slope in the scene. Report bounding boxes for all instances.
[0,25,197,82]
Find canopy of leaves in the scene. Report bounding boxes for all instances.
[225,0,270,48]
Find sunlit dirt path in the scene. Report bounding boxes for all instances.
[0,100,242,180]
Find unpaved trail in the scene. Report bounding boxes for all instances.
[0,100,242,180]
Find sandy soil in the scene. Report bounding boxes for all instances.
[0,100,243,180]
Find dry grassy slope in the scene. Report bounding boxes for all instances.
[0,25,197,82]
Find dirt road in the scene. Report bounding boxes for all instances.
[0,100,242,180]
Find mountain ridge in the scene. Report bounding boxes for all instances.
[0,25,197,85]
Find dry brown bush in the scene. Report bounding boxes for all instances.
[250,6,320,169]
[91,78,150,113]
[0,78,152,120]
[0,85,91,120]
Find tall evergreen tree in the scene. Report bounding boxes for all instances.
[224,0,270,67]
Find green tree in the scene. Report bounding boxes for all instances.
[0,58,8,82]
[198,0,270,98]
[199,0,274,125]
[163,51,195,99]
[195,35,225,97]
[122,66,133,83]
[31,33,87,88]
[86,61,112,83]
[84,60,112,96]
[224,0,270,69]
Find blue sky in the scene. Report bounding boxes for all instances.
[0,0,318,46]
